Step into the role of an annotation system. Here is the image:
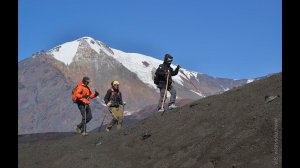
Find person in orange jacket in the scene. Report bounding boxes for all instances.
[74,76,99,135]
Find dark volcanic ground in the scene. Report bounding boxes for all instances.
[18,73,282,168]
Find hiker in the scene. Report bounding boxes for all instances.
[104,80,126,131]
[74,76,99,135]
[154,54,180,112]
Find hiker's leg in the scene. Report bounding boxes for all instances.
[77,103,86,129]
[116,107,123,129]
[168,85,176,106]
[85,105,92,123]
[107,107,117,129]
[107,118,117,129]
[157,88,166,110]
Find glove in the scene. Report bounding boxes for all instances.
[94,90,99,97]
[82,95,89,99]
[107,101,112,107]
[176,65,181,70]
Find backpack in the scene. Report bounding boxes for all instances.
[71,84,83,103]
[153,64,164,85]
[153,73,159,85]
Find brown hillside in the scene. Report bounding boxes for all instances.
[18,73,282,168]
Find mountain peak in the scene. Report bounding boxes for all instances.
[77,36,96,41]
[48,36,114,65]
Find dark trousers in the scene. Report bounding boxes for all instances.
[76,101,92,129]
[157,85,176,109]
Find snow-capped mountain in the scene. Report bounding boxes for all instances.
[49,37,114,65]
[48,37,207,96]
[18,36,251,134]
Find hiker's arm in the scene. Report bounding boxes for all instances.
[171,66,179,76]
[88,88,96,99]
[104,90,111,104]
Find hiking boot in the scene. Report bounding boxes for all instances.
[81,132,88,136]
[168,104,177,109]
[106,127,111,132]
[75,126,82,134]
[158,108,164,112]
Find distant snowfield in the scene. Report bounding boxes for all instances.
[110,49,164,89]
[50,40,79,65]
[110,48,200,89]
[49,37,112,65]
[247,79,254,83]
[190,90,204,97]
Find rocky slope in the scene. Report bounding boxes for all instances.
[18,72,282,168]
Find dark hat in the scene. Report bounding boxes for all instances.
[165,53,173,58]
[164,53,173,63]
[82,76,90,82]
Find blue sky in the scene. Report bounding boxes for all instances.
[18,0,281,79]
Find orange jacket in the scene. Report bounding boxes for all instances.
[74,81,96,104]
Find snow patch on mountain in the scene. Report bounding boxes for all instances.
[83,37,102,54]
[247,79,254,83]
[190,90,204,97]
[50,40,80,65]
[110,48,199,89]
[124,111,133,116]
[219,84,231,92]
[78,37,113,56]
[174,68,199,85]
[49,37,114,65]
[110,49,166,89]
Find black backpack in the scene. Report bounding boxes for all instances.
[153,73,159,85]
[153,64,166,85]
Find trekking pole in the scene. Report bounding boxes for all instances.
[161,70,170,116]
[95,106,111,146]
[180,69,201,95]
[98,108,109,132]
[84,105,86,134]
[122,103,126,125]
[84,104,87,135]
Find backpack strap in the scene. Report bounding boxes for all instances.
[81,85,84,95]
[111,88,114,95]
[110,88,121,100]
[109,88,114,101]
